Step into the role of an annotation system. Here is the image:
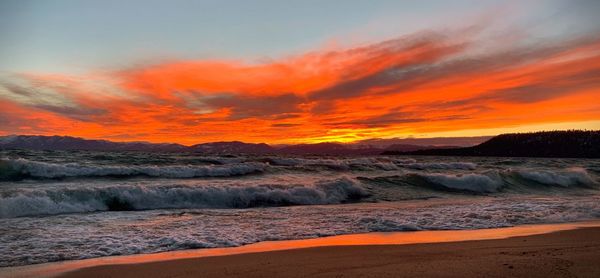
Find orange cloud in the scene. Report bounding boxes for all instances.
[0,27,599,144]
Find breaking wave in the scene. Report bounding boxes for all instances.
[0,158,266,180]
[362,168,598,194]
[0,177,368,218]
[514,167,596,187]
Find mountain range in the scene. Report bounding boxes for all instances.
[0,135,475,155]
[4,131,595,157]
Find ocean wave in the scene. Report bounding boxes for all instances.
[403,162,477,170]
[362,168,597,194]
[265,157,351,170]
[414,172,503,193]
[359,172,502,194]
[264,157,407,171]
[0,177,368,218]
[513,167,597,187]
[0,158,265,180]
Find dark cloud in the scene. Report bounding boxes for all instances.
[271,123,302,128]
[485,70,600,104]
[309,100,336,115]
[327,111,425,128]
[324,109,474,128]
[485,84,572,103]
[32,104,106,121]
[431,68,600,109]
[199,93,305,120]
[308,41,466,101]
[308,37,600,102]
[271,113,302,120]
[0,82,35,97]
[0,81,107,121]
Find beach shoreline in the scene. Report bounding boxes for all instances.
[2,220,600,278]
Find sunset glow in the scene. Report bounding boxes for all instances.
[1,1,599,144]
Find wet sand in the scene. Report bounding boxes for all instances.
[57,226,600,278]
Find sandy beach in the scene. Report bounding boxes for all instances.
[51,225,600,278]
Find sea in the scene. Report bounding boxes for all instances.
[1,149,599,267]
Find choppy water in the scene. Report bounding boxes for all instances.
[1,149,599,267]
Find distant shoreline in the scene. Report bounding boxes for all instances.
[384,130,600,158]
[2,130,599,157]
[2,220,600,278]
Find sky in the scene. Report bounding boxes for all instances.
[0,0,599,145]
